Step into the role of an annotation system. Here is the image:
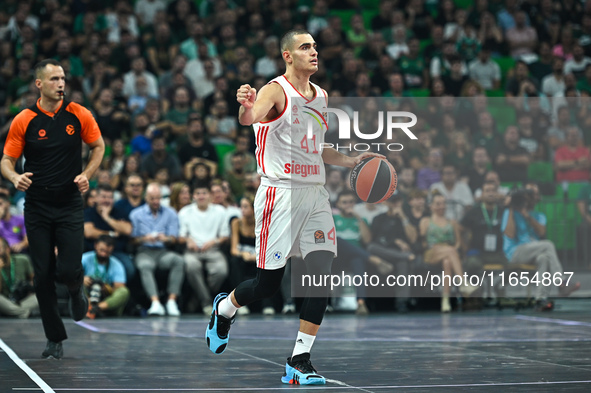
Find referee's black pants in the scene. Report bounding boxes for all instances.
[25,191,84,343]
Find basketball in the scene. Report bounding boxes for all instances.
[350,157,397,204]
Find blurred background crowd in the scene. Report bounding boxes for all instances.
[0,0,590,318]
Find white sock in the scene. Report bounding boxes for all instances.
[292,332,316,358]
[218,296,239,318]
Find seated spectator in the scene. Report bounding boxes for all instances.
[83,185,135,280]
[0,237,37,318]
[122,57,159,99]
[464,147,491,194]
[420,192,471,312]
[82,235,130,319]
[368,194,418,312]
[541,57,566,98]
[576,64,591,95]
[332,190,386,315]
[224,152,248,199]
[505,11,537,59]
[468,45,501,90]
[211,180,241,222]
[140,134,183,182]
[164,85,198,138]
[0,194,27,253]
[205,99,237,145]
[178,182,229,315]
[547,106,572,154]
[130,183,184,316]
[474,171,511,204]
[460,182,507,276]
[505,61,540,98]
[554,127,591,183]
[502,182,580,311]
[398,38,429,89]
[429,164,474,221]
[353,201,388,227]
[576,183,591,266]
[177,116,219,176]
[113,174,145,219]
[472,111,501,158]
[416,148,443,191]
[162,182,192,213]
[495,126,531,183]
[325,167,346,206]
[223,134,256,176]
[517,111,546,161]
[441,56,470,97]
[445,132,472,170]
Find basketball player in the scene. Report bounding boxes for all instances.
[206,29,383,385]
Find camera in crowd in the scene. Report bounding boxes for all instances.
[9,281,35,304]
[509,188,535,210]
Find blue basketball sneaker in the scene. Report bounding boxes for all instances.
[281,353,326,385]
[205,293,235,354]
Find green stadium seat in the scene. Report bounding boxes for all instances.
[361,10,378,30]
[453,0,474,10]
[214,144,236,175]
[567,182,587,201]
[419,39,432,52]
[485,89,505,97]
[359,0,381,10]
[493,56,516,77]
[409,88,430,97]
[527,161,554,183]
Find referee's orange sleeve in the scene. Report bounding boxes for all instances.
[66,103,101,144]
[3,109,36,159]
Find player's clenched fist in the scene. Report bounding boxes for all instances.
[237,84,257,109]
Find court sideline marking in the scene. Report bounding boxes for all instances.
[0,338,55,393]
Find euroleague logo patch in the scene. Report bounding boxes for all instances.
[38,129,47,140]
[66,124,75,135]
[314,230,325,244]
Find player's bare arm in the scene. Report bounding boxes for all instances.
[237,82,284,126]
[75,136,105,193]
[1,155,33,191]
[321,148,386,168]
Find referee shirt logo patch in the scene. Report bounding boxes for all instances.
[314,230,325,244]
[65,124,75,135]
[38,129,46,137]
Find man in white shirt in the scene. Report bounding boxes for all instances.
[179,183,229,314]
[542,57,566,97]
[429,164,474,221]
[468,46,501,90]
[564,44,591,80]
[134,0,166,26]
[122,57,159,99]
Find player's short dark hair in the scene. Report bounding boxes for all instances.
[96,234,115,247]
[280,29,312,52]
[34,59,62,79]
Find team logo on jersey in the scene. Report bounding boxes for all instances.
[65,124,75,135]
[292,105,298,115]
[293,118,300,124]
[303,106,328,130]
[38,129,46,138]
[314,230,325,244]
[273,251,283,261]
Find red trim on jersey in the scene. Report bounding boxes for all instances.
[282,75,317,103]
[259,186,276,269]
[260,81,288,124]
[256,126,269,174]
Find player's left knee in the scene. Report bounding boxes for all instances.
[304,250,335,276]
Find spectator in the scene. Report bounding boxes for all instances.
[135,0,167,27]
[529,41,554,82]
[505,11,537,58]
[371,0,395,31]
[223,134,256,176]
[140,134,183,182]
[93,88,130,144]
[386,25,409,60]
[547,106,573,153]
[445,132,472,170]
[131,183,184,316]
[476,12,503,56]
[398,38,429,89]
[123,57,159,99]
[430,40,467,79]
[468,45,501,90]
[505,61,540,98]
[564,44,591,80]
[495,125,531,183]
[502,182,580,311]
[465,147,491,194]
[83,184,135,280]
[554,127,591,183]
[82,235,130,319]
[423,25,445,64]
[541,57,566,98]
[429,164,474,221]
[396,167,417,199]
[460,181,507,275]
[179,183,229,315]
[353,200,388,227]
[420,192,470,312]
[255,36,280,78]
[178,116,219,175]
[0,194,27,253]
[145,21,179,76]
[473,171,511,204]
[325,167,346,206]
[517,111,546,161]
[210,180,241,222]
[368,194,418,312]
[164,85,198,138]
[416,148,443,190]
[0,237,37,318]
[205,99,237,145]
[106,0,139,44]
[113,174,145,221]
[576,183,591,265]
[162,182,192,213]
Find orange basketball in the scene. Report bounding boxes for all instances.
[350,157,397,204]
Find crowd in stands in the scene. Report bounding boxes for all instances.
[1,0,591,317]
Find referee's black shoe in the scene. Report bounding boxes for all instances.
[69,287,88,322]
[42,340,63,359]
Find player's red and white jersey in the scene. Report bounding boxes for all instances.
[253,75,328,189]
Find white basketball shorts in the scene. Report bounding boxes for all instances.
[254,184,337,270]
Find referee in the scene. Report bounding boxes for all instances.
[1,59,105,359]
